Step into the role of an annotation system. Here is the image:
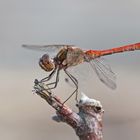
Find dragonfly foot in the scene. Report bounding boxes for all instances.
[33,79,52,95]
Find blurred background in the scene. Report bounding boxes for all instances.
[0,0,140,139]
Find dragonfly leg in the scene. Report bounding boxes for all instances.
[34,68,58,94]
[34,79,52,95]
[45,69,60,90]
[40,67,57,82]
[63,69,78,104]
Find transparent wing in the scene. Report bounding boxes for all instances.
[89,57,117,89]
[22,44,75,53]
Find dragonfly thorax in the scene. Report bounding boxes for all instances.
[39,54,55,72]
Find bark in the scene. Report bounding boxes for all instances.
[34,82,104,140]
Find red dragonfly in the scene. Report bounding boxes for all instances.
[23,42,140,103]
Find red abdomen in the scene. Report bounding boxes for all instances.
[85,42,140,58]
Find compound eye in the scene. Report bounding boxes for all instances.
[39,54,55,72]
[42,54,49,61]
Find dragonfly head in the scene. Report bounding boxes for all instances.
[39,54,55,72]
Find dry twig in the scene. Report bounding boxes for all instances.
[34,81,104,140]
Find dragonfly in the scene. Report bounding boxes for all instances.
[22,42,140,103]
